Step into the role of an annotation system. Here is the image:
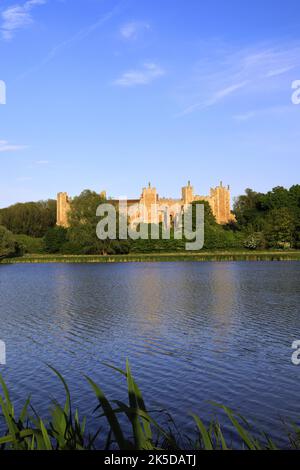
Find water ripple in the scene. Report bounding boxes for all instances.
[0,261,300,446]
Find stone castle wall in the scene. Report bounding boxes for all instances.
[57,182,235,227]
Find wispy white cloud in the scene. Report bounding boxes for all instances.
[35,159,49,165]
[113,62,165,87]
[176,42,300,116]
[17,4,122,80]
[179,81,248,116]
[0,140,27,153]
[120,21,150,40]
[265,66,295,78]
[233,105,292,122]
[1,0,46,41]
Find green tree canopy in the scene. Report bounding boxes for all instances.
[44,226,68,254]
[0,226,21,259]
[66,190,130,255]
[234,186,300,249]
[0,200,56,237]
[68,190,104,227]
[265,207,295,248]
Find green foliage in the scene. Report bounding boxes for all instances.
[203,225,244,250]
[62,225,130,255]
[68,190,104,228]
[234,186,300,249]
[1,184,299,256]
[0,226,22,259]
[0,200,56,238]
[43,227,68,253]
[0,361,299,450]
[66,224,106,254]
[233,188,265,229]
[265,208,295,248]
[64,190,130,255]
[14,234,44,254]
[131,202,243,252]
[243,232,266,250]
[130,223,185,253]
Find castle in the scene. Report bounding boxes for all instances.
[57,182,235,227]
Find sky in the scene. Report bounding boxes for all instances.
[0,0,300,207]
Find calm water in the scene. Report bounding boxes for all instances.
[0,262,300,445]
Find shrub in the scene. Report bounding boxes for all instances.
[0,226,22,259]
[14,234,44,254]
[243,232,266,250]
[44,227,68,253]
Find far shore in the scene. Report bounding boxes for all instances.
[1,250,300,264]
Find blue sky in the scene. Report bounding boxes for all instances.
[0,0,300,207]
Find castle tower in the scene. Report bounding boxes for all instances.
[57,192,70,227]
[182,180,194,206]
[209,182,233,224]
[140,183,158,223]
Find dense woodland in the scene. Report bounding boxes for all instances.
[0,185,300,258]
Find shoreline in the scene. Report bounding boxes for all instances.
[1,251,300,264]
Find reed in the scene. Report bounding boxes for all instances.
[0,360,298,450]
[1,251,300,264]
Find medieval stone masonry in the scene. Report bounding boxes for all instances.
[57,182,235,227]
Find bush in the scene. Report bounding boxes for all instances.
[203,225,244,250]
[44,227,68,253]
[243,232,266,250]
[14,234,44,254]
[0,226,22,259]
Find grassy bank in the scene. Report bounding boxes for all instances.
[0,360,297,450]
[1,250,300,264]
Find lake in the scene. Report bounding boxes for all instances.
[0,261,299,446]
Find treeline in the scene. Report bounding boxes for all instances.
[0,200,56,237]
[44,190,130,255]
[0,186,299,258]
[0,200,56,259]
[233,185,300,249]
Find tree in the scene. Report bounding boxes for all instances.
[0,200,56,237]
[261,186,291,210]
[233,188,266,229]
[44,227,68,253]
[181,200,244,250]
[265,208,295,248]
[243,232,266,250]
[67,190,107,254]
[0,226,21,259]
[289,185,300,208]
[66,190,130,255]
[68,190,104,227]
[233,185,300,249]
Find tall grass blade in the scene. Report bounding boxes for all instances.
[85,376,128,450]
[191,414,213,450]
[40,419,52,450]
